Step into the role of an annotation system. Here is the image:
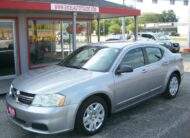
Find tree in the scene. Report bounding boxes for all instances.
[137,10,178,24]
[138,13,163,24]
[162,10,178,22]
[91,20,97,33]
[109,24,121,34]
[126,24,144,34]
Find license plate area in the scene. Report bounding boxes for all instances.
[7,106,16,117]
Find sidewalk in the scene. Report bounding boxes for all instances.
[0,79,12,95]
[182,53,190,72]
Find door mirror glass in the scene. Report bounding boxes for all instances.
[116,65,133,74]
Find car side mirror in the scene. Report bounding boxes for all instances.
[116,65,133,74]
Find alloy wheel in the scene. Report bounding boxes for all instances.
[83,102,105,132]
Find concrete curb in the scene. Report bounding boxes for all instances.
[182,48,190,53]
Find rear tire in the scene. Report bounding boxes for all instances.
[75,96,108,136]
[164,73,180,98]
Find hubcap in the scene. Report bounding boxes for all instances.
[83,103,105,132]
[169,76,179,96]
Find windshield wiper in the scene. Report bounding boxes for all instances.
[64,65,88,70]
[64,65,80,69]
[80,67,88,70]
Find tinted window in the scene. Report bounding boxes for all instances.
[142,34,155,40]
[146,47,163,64]
[120,48,145,69]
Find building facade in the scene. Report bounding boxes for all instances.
[0,0,140,93]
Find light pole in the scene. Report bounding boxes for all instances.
[122,0,126,40]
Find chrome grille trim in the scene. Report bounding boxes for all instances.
[11,87,35,105]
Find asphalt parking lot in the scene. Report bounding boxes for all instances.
[0,53,190,138]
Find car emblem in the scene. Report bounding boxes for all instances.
[15,90,20,103]
[16,90,20,95]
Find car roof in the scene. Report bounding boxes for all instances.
[89,40,161,49]
[139,32,155,35]
[139,32,165,36]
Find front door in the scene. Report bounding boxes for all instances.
[114,48,149,111]
[0,19,17,93]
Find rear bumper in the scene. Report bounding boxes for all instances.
[6,94,78,134]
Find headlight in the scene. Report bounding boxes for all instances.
[32,94,65,107]
[9,84,13,95]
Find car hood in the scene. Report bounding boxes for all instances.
[12,65,103,94]
[158,39,178,45]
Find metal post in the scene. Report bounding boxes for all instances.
[87,22,90,44]
[134,16,138,41]
[122,18,126,40]
[188,0,190,48]
[89,21,92,43]
[72,12,77,51]
[122,0,126,40]
[97,16,100,42]
[60,21,64,59]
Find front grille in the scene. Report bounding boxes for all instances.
[11,87,35,105]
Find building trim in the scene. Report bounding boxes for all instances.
[99,6,140,16]
[0,1,50,11]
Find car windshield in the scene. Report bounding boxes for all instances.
[58,46,121,72]
[155,34,170,40]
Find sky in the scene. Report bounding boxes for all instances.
[107,0,189,22]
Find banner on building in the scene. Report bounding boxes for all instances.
[51,3,99,13]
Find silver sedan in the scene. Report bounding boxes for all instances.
[6,41,184,135]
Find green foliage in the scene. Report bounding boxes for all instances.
[162,10,178,22]
[100,20,111,35]
[138,13,163,24]
[108,24,121,34]
[92,20,97,32]
[126,24,144,34]
[138,10,178,24]
[91,9,177,35]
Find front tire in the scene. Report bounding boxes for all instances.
[75,96,108,135]
[164,73,180,98]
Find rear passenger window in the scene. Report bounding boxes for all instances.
[146,47,163,64]
[120,48,145,69]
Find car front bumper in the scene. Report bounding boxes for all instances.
[6,94,78,134]
[172,46,180,53]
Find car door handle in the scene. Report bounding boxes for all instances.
[141,69,147,73]
[162,61,169,65]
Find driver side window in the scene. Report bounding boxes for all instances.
[120,48,145,69]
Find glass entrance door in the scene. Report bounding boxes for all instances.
[0,20,16,79]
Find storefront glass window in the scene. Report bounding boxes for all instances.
[76,22,88,47]
[28,19,89,68]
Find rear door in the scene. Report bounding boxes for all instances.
[143,46,166,91]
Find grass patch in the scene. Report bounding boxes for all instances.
[170,37,188,41]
